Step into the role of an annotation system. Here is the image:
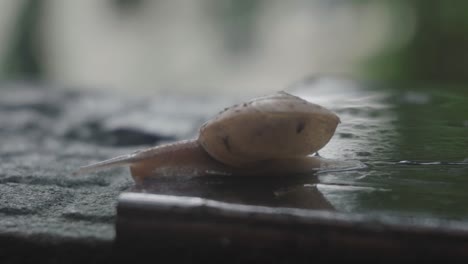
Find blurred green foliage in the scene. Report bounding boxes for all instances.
[1,0,42,80]
[2,0,468,85]
[367,0,468,85]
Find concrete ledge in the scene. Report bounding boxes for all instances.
[115,192,468,263]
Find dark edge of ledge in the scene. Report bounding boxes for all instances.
[115,192,468,263]
[0,232,114,264]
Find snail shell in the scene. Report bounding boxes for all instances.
[199,92,340,167]
[73,91,341,184]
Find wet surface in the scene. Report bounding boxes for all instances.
[0,78,467,241]
[296,79,468,220]
[132,175,335,210]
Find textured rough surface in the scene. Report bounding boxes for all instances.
[0,83,225,263]
[0,82,219,244]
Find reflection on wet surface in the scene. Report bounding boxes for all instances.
[117,78,383,212]
[292,78,468,220]
[132,175,334,211]
[130,78,468,220]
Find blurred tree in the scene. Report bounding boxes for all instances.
[210,0,260,57]
[368,0,468,84]
[111,0,146,16]
[1,0,42,81]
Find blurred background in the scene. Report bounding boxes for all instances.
[0,0,467,96]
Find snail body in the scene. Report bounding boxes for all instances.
[74,92,340,184]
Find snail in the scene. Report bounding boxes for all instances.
[73,91,341,184]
